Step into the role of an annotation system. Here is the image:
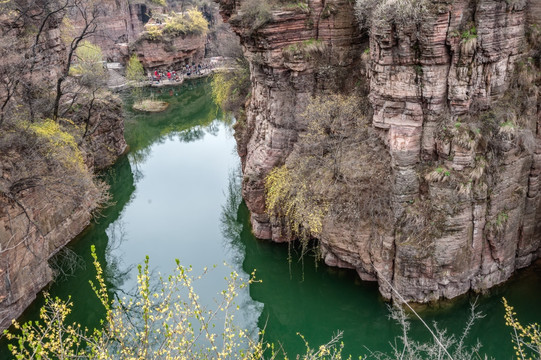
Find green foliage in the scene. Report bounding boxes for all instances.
[126,54,146,103]
[162,9,209,36]
[487,211,509,235]
[426,165,451,182]
[145,24,163,40]
[460,24,478,54]
[143,9,209,40]
[126,54,146,81]
[126,54,146,83]
[461,25,477,40]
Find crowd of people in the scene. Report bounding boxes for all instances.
[149,62,212,84]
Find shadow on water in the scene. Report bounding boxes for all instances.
[220,166,541,359]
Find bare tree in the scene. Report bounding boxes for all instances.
[52,0,103,121]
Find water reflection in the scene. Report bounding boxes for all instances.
[4,79,540,359]
[123,78,219,166]
[217,148,541,359]
[219,166,263,340]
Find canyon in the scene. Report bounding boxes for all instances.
[2,0,541,334]
[0,0,222,330]
[218,0,541,302]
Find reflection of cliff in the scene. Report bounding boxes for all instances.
[123,80,221,160]
[16,155,137,333]
[218,0,541,302]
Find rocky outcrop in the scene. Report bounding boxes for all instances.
[133,32,206,69]
[219,0,364,240]
[0,1,127,330]
[219,0,541,302]
[72,0,151,62]
[76,96,128,170]
[0,157,101,330]
[0,98,126,330]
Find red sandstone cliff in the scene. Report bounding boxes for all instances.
[218,0,541,302]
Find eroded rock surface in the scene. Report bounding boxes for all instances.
[0,1,127,329]
[219,0,541,302]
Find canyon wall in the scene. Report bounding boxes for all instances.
[72,0,150,62]
[72,0,207,68]
[0,1,127,329]
[133,32,206,69]
[219,0,541,302]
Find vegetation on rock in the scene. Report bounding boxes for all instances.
[354,0,428,29]
[211,59,250,116]
[144,9,209,40]
[265,93,392,246]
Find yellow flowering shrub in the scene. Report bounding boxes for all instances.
[504,297,541,360]
[5,246,267,360]
[29,119,85,171]
[265,165,327,242]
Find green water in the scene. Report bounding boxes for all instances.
[2,79,541,358]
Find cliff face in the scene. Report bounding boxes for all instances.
[220,0,364,239]
[73,0,209,68]
[0,156,101,330]
[71,0,150,62]
[0,1,127,329]
[219,0,541,302]
[134,32,206,69]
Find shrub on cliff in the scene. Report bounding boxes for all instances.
[211,57,250,115]
[141,9,209,40]
[355,0,428,30]
[230,0,272,33]
[265,94,392,245]
[0,117,110,237]
[163,9,209,36]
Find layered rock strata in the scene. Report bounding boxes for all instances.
[133,32,206,69]
[71,0,151,62]
[0,1,127,330]
[219,0,541,302]
[219,0,364,239]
